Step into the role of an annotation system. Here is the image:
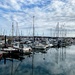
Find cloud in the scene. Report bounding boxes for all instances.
[0,0,75,36]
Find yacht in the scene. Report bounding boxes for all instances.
[13,42,32,53]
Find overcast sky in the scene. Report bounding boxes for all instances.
[0,0,75,37]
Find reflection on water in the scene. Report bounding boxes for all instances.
[0,45,75,75]
[55,47,66,64]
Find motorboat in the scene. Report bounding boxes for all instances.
[13,42,32,53]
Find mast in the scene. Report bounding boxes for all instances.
[0,28,2,35]
[16,22,20,41]
[16,22,18,37]
[21,30,22,36]
[32,16,35,75]
[12,22,14,37]
[12,22,14,42]
[3,29,5,36]
[56,22,59,37]
[16,22,20,36]
[33,16,35,42]
[50,28,52,37]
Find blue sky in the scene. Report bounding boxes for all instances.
[0,0,75,37]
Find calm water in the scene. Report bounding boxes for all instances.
[0,45,75,75]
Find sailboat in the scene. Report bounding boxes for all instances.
[31,16,46,50]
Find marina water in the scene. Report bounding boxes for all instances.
[0,45,75,75]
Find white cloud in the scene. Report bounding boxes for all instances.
[0,0,75,36]
[8,0,21,10]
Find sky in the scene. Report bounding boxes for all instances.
[0,0,75,37]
